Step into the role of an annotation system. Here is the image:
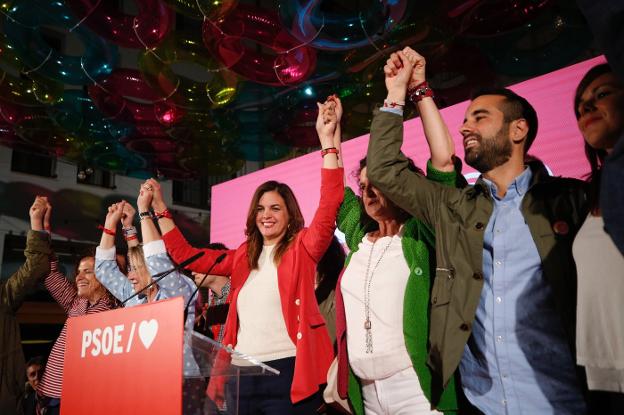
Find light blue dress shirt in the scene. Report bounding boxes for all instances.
[95,240,200,377]
[459,168,586,414]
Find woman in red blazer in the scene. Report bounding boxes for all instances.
[142,98,344,414]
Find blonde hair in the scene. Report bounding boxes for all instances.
[127,246,147,274]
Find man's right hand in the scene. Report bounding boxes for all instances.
[29,196,48,231]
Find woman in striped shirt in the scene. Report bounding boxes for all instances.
[37,248,117,414]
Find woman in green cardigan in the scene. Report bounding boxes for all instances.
[331,49,464,414]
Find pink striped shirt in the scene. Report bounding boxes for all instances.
[38,259,115,399]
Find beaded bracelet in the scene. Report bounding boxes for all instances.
[407,81,434,103]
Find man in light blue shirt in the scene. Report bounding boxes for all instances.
[460,167,586,414]
[369,48,589,414]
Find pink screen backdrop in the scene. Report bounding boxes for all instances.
[211,56,606,248]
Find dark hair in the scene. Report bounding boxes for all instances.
[574,63,613,213]
[245,181,304,269]
[315,236,346,304]
[574,63,612,119]
[73,248,118,306]
[471,87,538,154]
[26,356,45,368]
[207,242,228,250]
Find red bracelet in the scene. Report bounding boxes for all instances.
[407,81,434,103]
[321,147,339,158]
[382,100,405,109]
[125,234,138,242]
[154,209,173,219]
[97,225,116,236]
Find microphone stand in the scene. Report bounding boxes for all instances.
[183,253,227,324]
[121,251,205,305]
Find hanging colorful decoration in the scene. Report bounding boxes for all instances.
[139,34,238,109]
[234,108,291,161]
[163,0,238,20]
[450,0,556,37]
[202,3,317,86]
[0,33,64,106]
[2,0,118,85]
[84,141,148,173]
[65,0,175,49]
[175,129,244,176]
[278,0,412,51]
[0,0,602,178]
[88,68,184,126]
[469,3,592,76]
[49,90,129,142]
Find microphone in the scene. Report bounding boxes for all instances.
[121,251,205,304]
[183,252,228,325]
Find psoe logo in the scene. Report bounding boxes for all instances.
[80,319,159,358]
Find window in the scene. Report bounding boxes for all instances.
[10,150,57,177]
[76,166,116,189]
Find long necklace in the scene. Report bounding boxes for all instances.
[363,235,393,353]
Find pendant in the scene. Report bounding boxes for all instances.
[365,328,373,354]
[364,319,372,330]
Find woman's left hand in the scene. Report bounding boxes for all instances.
[121,203,136,228]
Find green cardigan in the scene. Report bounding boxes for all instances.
[336,163,459,414]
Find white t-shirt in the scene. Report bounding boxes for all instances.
[573,214,624,392]
[235,244,296,363]
[341,233,414,380]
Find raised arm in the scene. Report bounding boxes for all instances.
[121,202,139,248]
[403,47,455,172]
[367,51,452,227]
[1,197,51,312]
[300,98,345,262]
[95,202,133,301]
[145,178,235,275]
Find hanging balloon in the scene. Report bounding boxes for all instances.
[175,130,244,176]
[139,34,238,109]
[65,0,174,49]
[150,153,194,180]
[88,68,184,127]
[3,0,118,85]
[278,0,413,51]
[450,0,556,37]
[234,108,291,161]
[0,33,65,106]
[472,4,592,76]
[342,19,438,74]
[49,90,129,142]
[270,98,322,148]
[163,0,238,20]
[202,3,317,86]
[123,126,179,155]
[84,141,148,173]
[12,113,79,157]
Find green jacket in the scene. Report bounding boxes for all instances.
[0,231,51,415]
[366,109,589,388]
[336,181,460,413]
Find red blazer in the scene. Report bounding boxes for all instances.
[162,168,344,403]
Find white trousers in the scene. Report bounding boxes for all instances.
[361,366,442,415]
